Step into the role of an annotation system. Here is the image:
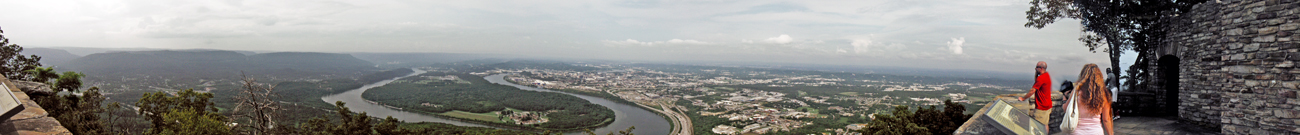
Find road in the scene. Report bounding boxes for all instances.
[655,101,692,135]
[607,90,692,135]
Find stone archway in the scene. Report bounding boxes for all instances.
[1157,55,1179,116]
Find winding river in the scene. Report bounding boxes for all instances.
[321,69,671,135]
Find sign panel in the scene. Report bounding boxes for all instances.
[0,81,25,121]
[979,99,1046,135]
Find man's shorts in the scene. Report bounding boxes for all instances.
[1032,109,1051,125]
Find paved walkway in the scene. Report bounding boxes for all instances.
[1046,116,1219,135]
[1111,116,1219,135]
[985,94,1219,135]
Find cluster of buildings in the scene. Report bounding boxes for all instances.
[473,64,1021,134]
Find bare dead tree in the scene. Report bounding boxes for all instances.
[234,72,280,135]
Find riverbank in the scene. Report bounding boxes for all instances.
[393,107,615,132]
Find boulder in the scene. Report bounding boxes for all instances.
[10,81,55,96]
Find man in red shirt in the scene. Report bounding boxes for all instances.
[1019,61,1052,129]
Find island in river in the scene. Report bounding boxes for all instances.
[361,71,616,131]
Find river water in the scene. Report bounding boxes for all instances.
[321,69,671,135]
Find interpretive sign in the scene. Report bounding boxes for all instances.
[979,99,1046,135]
[0,81,24,121]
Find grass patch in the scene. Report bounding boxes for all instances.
[441,110,503,122]
[838,92,858,96]
[714,87,735,91]
[796,106,820,114]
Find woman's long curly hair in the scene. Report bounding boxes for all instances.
[1076,63,1110,112]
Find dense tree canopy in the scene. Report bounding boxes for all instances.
[1025,0,1207,81]
[0,26,42,81]
[23,66,57,83]
[857,100,971,135]
[136,89,224,134]
[53,71,83,92]
[34,87,109,135]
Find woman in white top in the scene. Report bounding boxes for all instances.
[1065,64,1114,135]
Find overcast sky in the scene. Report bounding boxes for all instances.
[0,0,1112,75]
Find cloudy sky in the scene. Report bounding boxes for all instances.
[0,0,1112,75]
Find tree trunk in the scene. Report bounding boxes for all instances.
[1109,45,1123,92]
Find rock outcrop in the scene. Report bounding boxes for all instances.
[11,81,56,96]
[0,78,71,135]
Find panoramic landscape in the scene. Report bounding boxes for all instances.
[2,0,1297,135]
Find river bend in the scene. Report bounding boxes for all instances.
[321,70,671,135]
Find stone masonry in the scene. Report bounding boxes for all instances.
[0,77,71,134]
[1151,0,1300,134]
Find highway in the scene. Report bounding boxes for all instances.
[607,90,692,135]
[655,101,692,135]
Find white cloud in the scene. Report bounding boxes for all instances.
[851,39,871,53]
[764,34,793,44]
[604,39,655,46]
[604,38,709,46]
[885,42,907,51]
[946,37,965,54]
[666,39,709,44]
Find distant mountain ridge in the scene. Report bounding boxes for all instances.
[349,52,505,68]
[62,50,376,78]
[21,48,80,66]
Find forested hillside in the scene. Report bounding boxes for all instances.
[20,48,79,66]
[63,50,376,78]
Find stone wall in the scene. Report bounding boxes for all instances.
[1154,0,1300,134]
[0,78,71,134]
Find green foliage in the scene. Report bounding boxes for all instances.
[857,99,972,135]
[22,66,57,83]
[374,116,409,135]
[296,101,472,135]
[861,105,929,135]
[23,65,108,135]
[577,126,635,135]
[156,108,232,135]
[0,26,41,80]
[298,101,375,135]
[273,79,363,108]
[1024,0,1208,82]
[32,87,108,135]
[400,122,541,135]
[135,89,223,134]
[0,27,43,81]
[54,71,83,92]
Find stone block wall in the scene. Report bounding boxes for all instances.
[0,77,71,134]
[1157,0,1300,134]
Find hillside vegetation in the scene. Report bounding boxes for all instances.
[63,50,376,78]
